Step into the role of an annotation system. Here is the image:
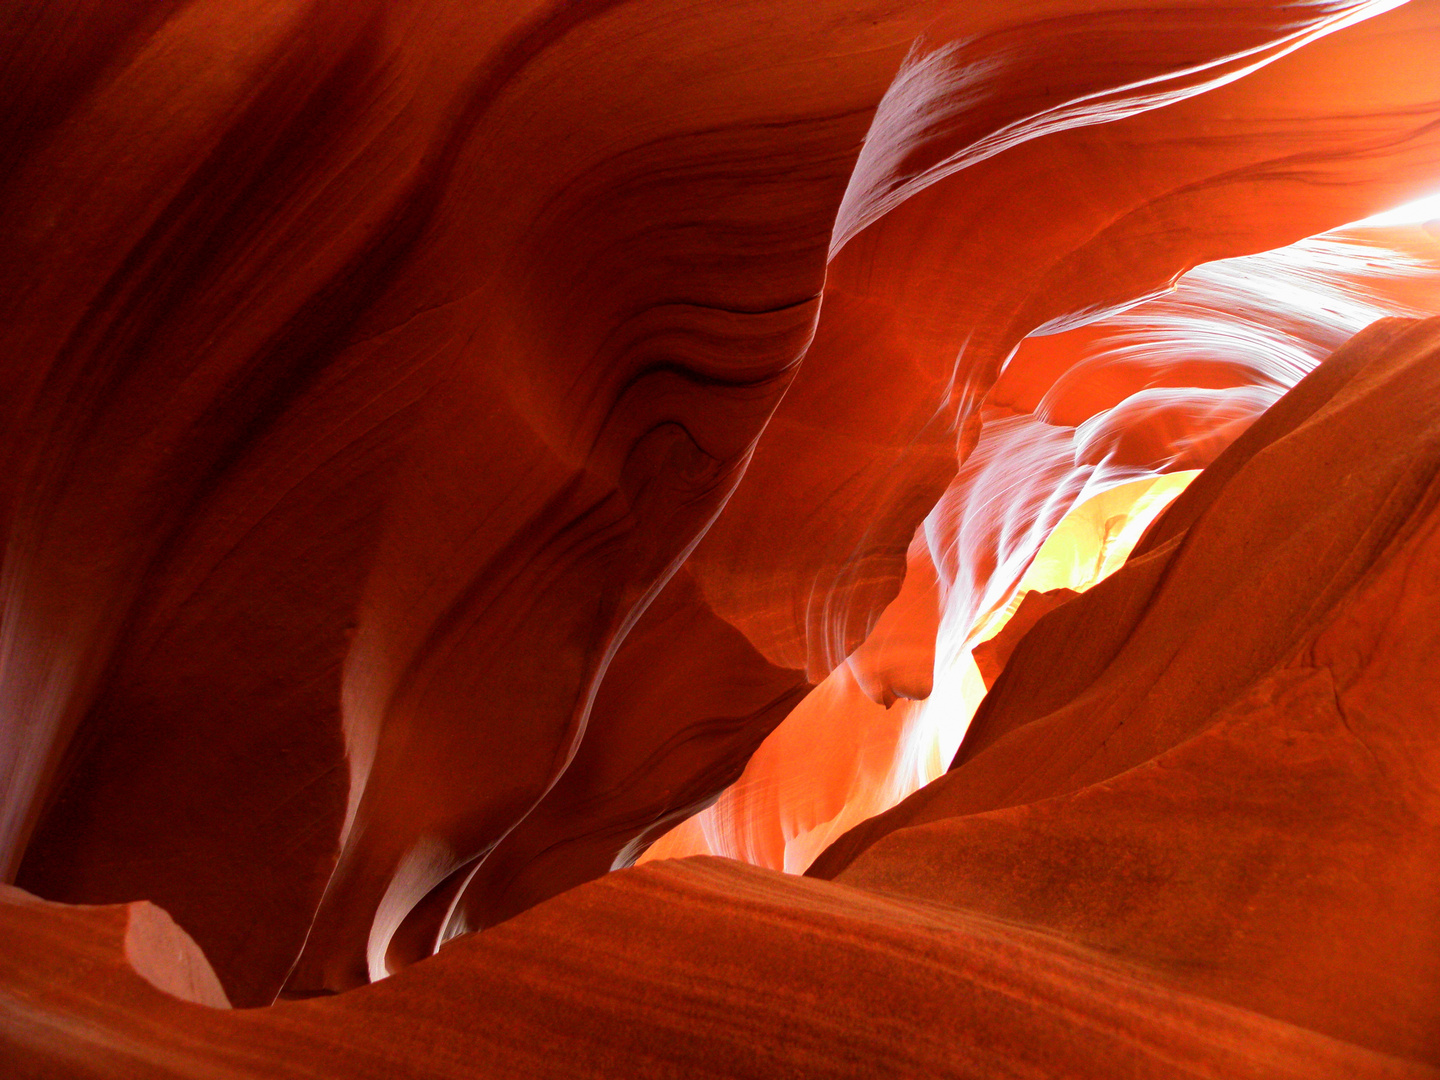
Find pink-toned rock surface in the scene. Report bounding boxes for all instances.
[2,0,1440,1073]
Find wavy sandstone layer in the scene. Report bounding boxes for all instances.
[6,315,1440,1075]
[1,1,1439,1066]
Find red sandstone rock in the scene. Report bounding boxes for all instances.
[2,3,1440,1067]
[972,588,1080,689]
[569,38,1440,916]
[812,315,1440,1063]
[6,303,1440,1080]
[4,860,1434,1080]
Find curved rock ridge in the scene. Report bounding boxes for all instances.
[2,0,1440,1014]
[6,314,1440,1076]
[5,862,1432,1080]
[810,314,1440,1064]
[456,28,1440,945]
[639,467,1197,874]
[638,219,1440,879]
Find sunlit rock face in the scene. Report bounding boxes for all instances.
[643,215,1440,876]
[640,471,1199,874]
[2,0,1440,1072]
[808,316,1440,1063]
[7,314,1440,1078]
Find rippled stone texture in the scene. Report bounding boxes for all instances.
[2,0,1440,1069]
[6,316,1440,1076]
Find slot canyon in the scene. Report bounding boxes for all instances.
[4,0,1440,1075]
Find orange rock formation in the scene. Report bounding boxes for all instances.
[2,0,1439,1074]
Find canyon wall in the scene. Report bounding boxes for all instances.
[6,314,1440,1075]
[2,0,1439,1072]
